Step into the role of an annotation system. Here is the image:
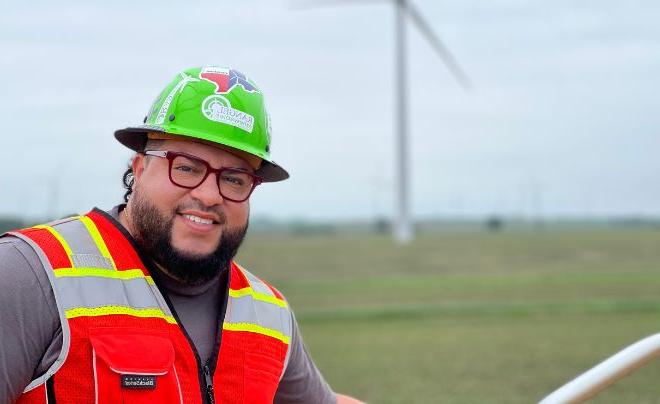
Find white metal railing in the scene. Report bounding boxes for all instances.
[539,333,660,403]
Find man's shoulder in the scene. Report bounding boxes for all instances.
[0,233,41,266]
[0,217,78,260]
[0,234,63,403]
[0,233,51,291]
[0,233,57,322]
[0,233,26,245]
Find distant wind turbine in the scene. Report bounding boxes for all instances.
[297,0,472,244]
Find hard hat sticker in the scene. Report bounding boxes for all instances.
[155,73,199,125]
[202,95,255,133]
[199,66,260,95]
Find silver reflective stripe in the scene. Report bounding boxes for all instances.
[50,217,171,315]
[54,276,170,314]
[280,312,293,382]
[148,281,173,315]
[52,219,113,270]
[225,294,292,339]
[8,231,72,393]
[232,265,293,380]
[47,216,80,227]
[71,254,114,269]
[240,266,277,297]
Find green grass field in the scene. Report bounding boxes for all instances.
[237,229,660,403]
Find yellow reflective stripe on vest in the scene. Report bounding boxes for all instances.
[53,268,155,285]
[77,215,117,270]
[65,306,176,324]
[225,290,292,344]
[227,265,293,343]
[34,219,114,270]
[33,225,73,257]
[223,322,291,344]
[229,287,287,308]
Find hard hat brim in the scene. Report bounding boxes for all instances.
[114,126,289,182]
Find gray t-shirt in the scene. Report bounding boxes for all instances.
[0,207,335,404]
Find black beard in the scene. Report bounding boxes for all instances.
[128,190,247,286]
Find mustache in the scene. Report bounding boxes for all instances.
[175,202,227,225]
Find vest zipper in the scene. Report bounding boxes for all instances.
[144,270,217,404]
[207,268,230,376]
[203,363,215,404]
[159,293,209,403]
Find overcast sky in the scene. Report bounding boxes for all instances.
[2,0,659,221]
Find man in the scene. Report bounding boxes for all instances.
[0,66,362,403]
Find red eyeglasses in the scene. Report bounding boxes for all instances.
[143,150,263,202]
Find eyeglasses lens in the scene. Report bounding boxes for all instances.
[170,154,254,201]
[219,171,253,201]
[171,155,207,187]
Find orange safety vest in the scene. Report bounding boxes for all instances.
[10,209,292,403]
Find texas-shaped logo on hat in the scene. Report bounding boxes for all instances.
[200,66,259,95]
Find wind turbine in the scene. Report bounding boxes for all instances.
[297,0,472,244]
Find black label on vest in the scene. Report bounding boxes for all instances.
[121,374,157,389]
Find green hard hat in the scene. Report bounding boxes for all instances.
[114,66,288,182]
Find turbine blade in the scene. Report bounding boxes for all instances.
[403,1,472,90]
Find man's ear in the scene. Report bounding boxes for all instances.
[132,153,145,182]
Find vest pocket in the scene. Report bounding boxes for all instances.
[89,327,183,404]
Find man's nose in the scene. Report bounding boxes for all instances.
[189,172,224,206]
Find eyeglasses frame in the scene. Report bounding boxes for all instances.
[142,150,263,203]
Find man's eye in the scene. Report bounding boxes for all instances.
[174,165,200,174]
[222,176,245,186]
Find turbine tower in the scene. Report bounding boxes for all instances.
[299,0,471,243]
